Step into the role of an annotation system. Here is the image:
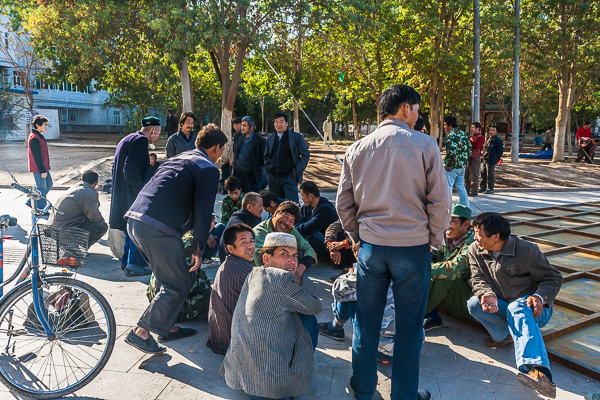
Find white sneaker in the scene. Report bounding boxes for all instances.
[201,259,220,269]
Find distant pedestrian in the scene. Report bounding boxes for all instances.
[576,122,592,142]
[443,115,471,207]
[123,123,226,354]
[575,137,599,163]
[479,126,504,195]
[166,112,197,158]
[232,116,266,193]
[109,116,160,276]
[323,116,333,143]
[27,115,52,212]
[465,122,485,197]
[165,109,179,138]
[541,128,553,151]
[49,170,108,248]
[337,84,451,400]
[264,112,310,202]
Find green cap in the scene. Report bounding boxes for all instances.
[451,203,471,220]
[141,116,161,126]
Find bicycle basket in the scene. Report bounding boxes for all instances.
[37,225,89,269]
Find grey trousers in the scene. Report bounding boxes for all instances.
[480,162,496,191]
[267,172,299,203]
[78,220,108,248]
[127,219,190,336]
[465,157,481,195]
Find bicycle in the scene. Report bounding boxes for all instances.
[0,179,116,399]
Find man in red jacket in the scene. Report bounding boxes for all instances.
[576,122,592,142]
[465,122,485,197]
[27,115,52,212]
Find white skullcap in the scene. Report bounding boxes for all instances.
[263,232,297,249]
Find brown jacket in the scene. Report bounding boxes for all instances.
[468,235,563,306]
[336,119,451,248]
[49,181,104,227]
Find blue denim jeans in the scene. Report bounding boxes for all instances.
[467,295,553,381]
[334,300,356,325]
[351,242,432,400]
[122,230,147,267]
[446,168,469,207]
[31,172,53,209]
[300,314,319,351]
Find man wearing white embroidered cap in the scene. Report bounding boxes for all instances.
[221,232,322,400]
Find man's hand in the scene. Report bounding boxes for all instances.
[189,241,201,272]
[330,250,342,265]
[481,294,499,314]
[295,263,307,286]
[445,166,452,171]
[207,235,217,249]
[327,241,345,251]
[527,296,543,319]
[41,172,48,178]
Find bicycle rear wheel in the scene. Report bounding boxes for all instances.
[0,277,116,399]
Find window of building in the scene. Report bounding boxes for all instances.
[113,110,121,125]
[4,33,8,47]
[69,110,77,123]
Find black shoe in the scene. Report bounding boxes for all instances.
[423,317,443,332]
[124,330,167,354]
[483,190,495,194]
[418,389,432,400]
[124,264,152,276]
[377,351,393,363]
[478,189,485,193]
[318,322,345,341]
[157,327,197,343]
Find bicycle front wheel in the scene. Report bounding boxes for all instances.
[0,277,116,399]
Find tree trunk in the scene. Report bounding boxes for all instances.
[553,81,570,162]
[352,98,359,141]
[293,96,300,133]
[180,57,193,113]
[429,77,443,146]
[566,113,572,157]
[439,94,446,151]
[344,122,349,139]
[260,95,265,134]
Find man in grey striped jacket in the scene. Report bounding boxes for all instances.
[220,232,322,400]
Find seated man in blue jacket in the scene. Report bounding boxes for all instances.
[123,123,226,354]
[296,181,339,261]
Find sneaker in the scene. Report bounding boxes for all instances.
[483,190,495,194]
[517,369,556,398]
[377,351,393,363]
[201,258,220,269]
[318,322,345,341]
[423,317,443,332]
[124,264,152,276]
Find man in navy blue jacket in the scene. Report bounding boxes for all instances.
[479,126,504,195]
[123,123,227,354]
[109,117,160,276]
[296,181,339,260]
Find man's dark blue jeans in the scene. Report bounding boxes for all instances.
[351,242,431,400]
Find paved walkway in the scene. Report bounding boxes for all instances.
[0,188,597,399]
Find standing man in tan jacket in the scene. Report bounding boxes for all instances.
[337,84,451,400]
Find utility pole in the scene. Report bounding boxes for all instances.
[472,0,481,123]
[511,0,520,163]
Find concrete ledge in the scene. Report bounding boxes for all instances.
[0,184,71,190]
[56,156,114,185]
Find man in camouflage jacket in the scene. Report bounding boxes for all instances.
[443,115,471,207]
[424,204,475,331]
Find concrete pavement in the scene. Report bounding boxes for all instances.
[0,187,597,399]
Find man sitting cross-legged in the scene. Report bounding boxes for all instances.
[467,212,563,398]
[423,203,475,331]
[207,223,255,355]
[220,232,322,400]
[253,201,317,284]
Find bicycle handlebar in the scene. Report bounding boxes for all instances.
[11,183,31,195]
[10,183,64,215]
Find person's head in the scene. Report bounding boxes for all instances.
[232,116,243,133]
[299,181,320,208]
[446,204,471,241]
[81,170,99,189]
[470,122,481,135]
[414,117,425,132]
[140,116,161,143]
[241,116,255,135]
[327,116,331,121]
[585,122,592,128]
[271,201,300,233]
[224,176,242,201]
[443,116,458,133]
[274,112,289,134]
[489,125,498,137]
[593,138,600,144]
[378,85,421,128]
[261,190,282,214]
[149,153,157,167]
[223,223,255,262]
[195,123,228,162]
[179,112,196,135]
[167,109,172,116]
[32,115,49,133]
[472,212,511,252]
[260,232,298,272]
[242,192,264,218]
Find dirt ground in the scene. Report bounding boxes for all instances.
[2,132,599,190]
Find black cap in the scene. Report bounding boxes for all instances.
[232,117,242,124]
